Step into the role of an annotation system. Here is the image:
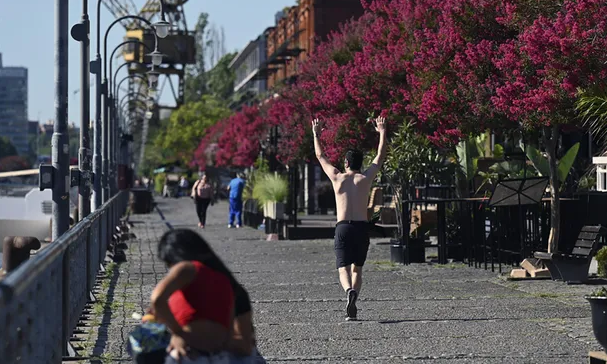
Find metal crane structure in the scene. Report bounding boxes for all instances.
[103,0,195,111]
[103,0,196,170]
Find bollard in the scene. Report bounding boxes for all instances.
[2,236,42,273]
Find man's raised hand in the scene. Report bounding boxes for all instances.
[374,116,386,134]
[312,118,322,136]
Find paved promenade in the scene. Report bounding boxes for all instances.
[79,197,601,363]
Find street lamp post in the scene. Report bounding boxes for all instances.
[92,1,169,207]
[107,42,152,196]
[46,0,70,240]
[103,15,163,201]
[114,73,155,167]
[91,0,105,209]
[70,0,92,220]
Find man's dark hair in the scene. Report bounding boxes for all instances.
[345,149,364,171]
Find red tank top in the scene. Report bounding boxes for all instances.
[168,261,234,329]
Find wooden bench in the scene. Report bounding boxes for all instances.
[367,188,383,221]
[534,225,606,284]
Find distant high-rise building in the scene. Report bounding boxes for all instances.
[0,53,28,156]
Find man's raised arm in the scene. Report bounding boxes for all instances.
[312,119,339,181]
[364,116,387,179]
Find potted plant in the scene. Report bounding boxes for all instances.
[586,287,607,351]
[253,173,289,220]
[596,247,607,278]
[379,120,447,263]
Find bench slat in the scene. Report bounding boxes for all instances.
[574,240,596,248]
[578,232,601,240]
[571,247,593,256]
[581,226,604,233]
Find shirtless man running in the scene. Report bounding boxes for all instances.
[312,116,387,321]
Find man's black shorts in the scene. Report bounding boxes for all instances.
[334,220,370,269]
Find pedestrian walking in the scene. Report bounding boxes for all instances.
[163,176,170,198]
[191,174,214,229]
[179,176,189,198]
[227,173,245,229]
[312,116,387,321]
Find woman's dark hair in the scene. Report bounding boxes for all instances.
[158,229,251,315]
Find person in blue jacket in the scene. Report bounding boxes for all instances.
[227,172,246,228]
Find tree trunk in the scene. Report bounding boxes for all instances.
[543,125,560,253]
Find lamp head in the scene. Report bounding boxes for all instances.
[147,50,164,66]
[153,20,171,38]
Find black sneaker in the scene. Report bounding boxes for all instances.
[346,289,358,321]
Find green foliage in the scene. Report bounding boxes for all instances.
[252,173,289,206]
[576,86,607,142]
[0,136,17,158]
[455,138,479,182]
[589,286,607,297]
[243,157,271,203]
[382,120,447,190]
[155,95,231,165]
[523,142,580,183]
[596,246,607,278]
[577,174,596,192]
[493,143,504,159]
[206,53,237,101]
[379,120,449,236]
[153,173,167,194]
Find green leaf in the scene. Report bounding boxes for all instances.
[473,133,487,157]
[556,142,579,183]
[493,144,504,159]
[524,144,550,177]
[456,140,476,181]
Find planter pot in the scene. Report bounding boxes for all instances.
[390,238,425,264]
[587,296,607,351]
[390,239,405,264]
[264,201,285,220]
[408,237,426,263]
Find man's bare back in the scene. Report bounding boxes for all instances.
[332,172,373,222]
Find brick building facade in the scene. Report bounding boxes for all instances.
[265,0,364,89]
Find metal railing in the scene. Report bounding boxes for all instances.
[0,190,129,363]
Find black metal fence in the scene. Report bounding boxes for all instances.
[400,192,607,272]
[0,190,128,363]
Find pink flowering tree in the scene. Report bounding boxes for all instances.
[192,120,226,170]
[490,0,607,251]
[214,105,265,168]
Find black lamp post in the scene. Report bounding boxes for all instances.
[69,0,92,220]
[116,88,152,169]
[102,15,163,200]
[91,0,169,206]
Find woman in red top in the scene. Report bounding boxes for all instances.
[151,229,234,363]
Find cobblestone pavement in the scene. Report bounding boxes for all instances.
[78,197,602,363]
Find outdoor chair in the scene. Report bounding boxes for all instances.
[534,225,606,284]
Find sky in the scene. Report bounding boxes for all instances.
[0,0,294,126]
